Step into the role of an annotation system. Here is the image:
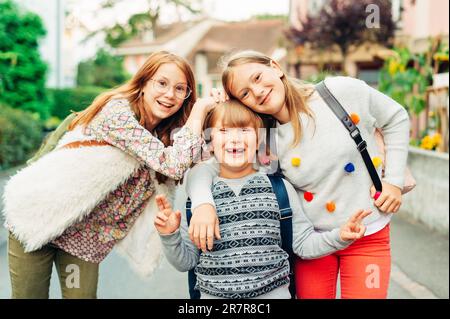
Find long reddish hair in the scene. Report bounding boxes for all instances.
[69,51,197,184]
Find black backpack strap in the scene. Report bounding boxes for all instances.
[316,81,383,193]
[185,198,201,299]
[267,175,296,299]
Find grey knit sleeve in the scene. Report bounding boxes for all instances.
[366,82,410,189]
[285,179,353,259]
[185,158,220,210]
[158,209,200,272]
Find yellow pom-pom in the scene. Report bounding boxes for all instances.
[372,157,383,168]
[291,157,301,167]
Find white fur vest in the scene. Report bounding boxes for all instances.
[2,143,172,278]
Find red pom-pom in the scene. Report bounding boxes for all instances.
[304,192,314,202]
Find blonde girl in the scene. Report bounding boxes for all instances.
[185,50,410,299]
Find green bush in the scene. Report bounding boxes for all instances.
[48,86,106,120]
[0,103,43,170]
[77,49,130,88]
[0,0,50,119]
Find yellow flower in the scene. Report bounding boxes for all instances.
[420,135,435,150]
[432,133,442,146]
[388,60,398,75]
[420,141,432,150]
[434,53,449,62]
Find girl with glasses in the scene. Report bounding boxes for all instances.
[4,51,218,299]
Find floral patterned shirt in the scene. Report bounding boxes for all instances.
[52,99,202,263]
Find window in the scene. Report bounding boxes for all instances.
[358,70,381,87]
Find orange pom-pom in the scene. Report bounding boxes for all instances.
[350,113,360,125]
[326,201,336,213]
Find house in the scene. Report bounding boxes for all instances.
[396,0,449,52]
[114,18,288,96]
[114,20,217,76]
[287,0,449,84]
[186,19,287,96]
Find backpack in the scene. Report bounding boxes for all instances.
[185,174,296,299]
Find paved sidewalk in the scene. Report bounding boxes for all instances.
[0,168,448,299]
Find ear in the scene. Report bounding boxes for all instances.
[269,60,284,78]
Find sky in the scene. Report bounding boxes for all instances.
[62,0,291,66]
[203,0,290,21]
[68,0,291,31]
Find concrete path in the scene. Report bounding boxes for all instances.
[0,169,448,299]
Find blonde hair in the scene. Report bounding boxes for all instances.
[68,51,197,184]
[204,99,265,160]
[221,50,315,147]
[204,99,264,134]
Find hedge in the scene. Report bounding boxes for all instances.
[0,104,43,170]
[48,86,106,120]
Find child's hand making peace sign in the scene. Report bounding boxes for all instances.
[339,210,372,241]
[154,194,182,235]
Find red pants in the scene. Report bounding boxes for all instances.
[295,224,391,299]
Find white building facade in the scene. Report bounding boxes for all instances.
[15,0,76,88]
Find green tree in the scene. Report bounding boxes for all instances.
[0,0,50,119]
[87,0,202,47]
[77,49,130,88]
[378,38,448,115]
[288,0,396,76]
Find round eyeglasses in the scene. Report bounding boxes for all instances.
[150,78,192,100]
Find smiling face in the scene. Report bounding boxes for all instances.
[226,62,286,116]
[211,126,259,170]
[205,101,263,176]
[142,63,189,122]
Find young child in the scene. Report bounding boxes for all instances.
[154,100,371,299]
